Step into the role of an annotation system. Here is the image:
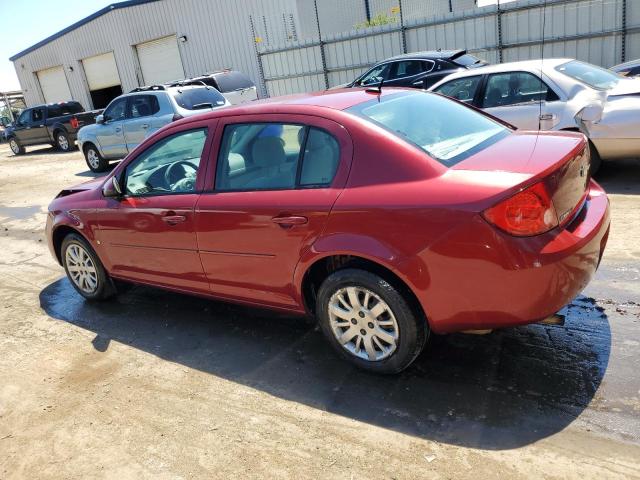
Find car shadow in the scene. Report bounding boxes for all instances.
[596,158,640,195]
[39,278,611,450]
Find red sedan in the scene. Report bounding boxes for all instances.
[46,88,610,373]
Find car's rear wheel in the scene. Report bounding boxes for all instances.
[9,138,24,155]
[316,268,428,374]
[61,233,115,301]
[84,144,108,172]
[55,131,71,152]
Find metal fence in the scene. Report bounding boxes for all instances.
[255,0,637,97]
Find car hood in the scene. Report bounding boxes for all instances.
[77,122,100,138]
[56,177,105,198]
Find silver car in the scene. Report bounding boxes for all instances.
[78,85,230,172]
[429,58,640,171]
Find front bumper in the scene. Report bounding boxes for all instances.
[422,180,611,333]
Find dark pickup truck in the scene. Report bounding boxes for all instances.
[6,101,102,155]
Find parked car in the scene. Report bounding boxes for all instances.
[46,88,609,374]
[610,58,640,78]
[429,58,640,172]
[6,101,101,155]
[335,50,487,90]
[77,84,230,172]
[169,70,258,105]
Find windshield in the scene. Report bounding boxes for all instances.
[556,60,621,90]
[172,87,226,110]
[347,91,509,166]
[453,54,486,68]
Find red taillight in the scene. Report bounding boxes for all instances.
[482,181,558,237]
[70,117,79,129]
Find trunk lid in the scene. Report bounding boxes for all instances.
[452,131,590,226]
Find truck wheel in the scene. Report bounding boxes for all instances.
[9,138,25,155]
[55,131,71,152]
[84,144,108,172]
[316,268,428,374]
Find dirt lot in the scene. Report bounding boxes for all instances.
[0,142,639,479]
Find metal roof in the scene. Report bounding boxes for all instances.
[9,0,162,61]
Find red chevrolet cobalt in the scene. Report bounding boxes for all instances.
[46,89,610,373]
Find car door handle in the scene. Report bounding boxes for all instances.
[115,127,122,132]
[539,113,555,120]
[272,215,308,227]
[162,214,187,225]
[141,124,149,129]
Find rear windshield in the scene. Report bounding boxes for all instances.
[47,102,84,117]
[347,91,509,166]
[172,87,227,110]
[213,71,255,92]
[556,60,621,90]
[453,54,486,68]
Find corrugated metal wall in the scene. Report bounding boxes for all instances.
[259,0,635,96]
[13,0,300,107]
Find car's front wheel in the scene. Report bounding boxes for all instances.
[317,269,428,374]
[9,138,24,155]
[61,233,115,300]
[84,144,108,172]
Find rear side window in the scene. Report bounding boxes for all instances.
[434,76,482,104]
[129,95,160,118]
[215,123,339,191]
[47,102,84,118]
[212,71,255,92]
[390,60,430,79]
[172,87,227,110]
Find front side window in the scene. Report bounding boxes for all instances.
[18,110,30,125]
[172,87,227,110]
[358,64,391,86]
[347,91,509,166]
[556,60,620,90]
[434,76,482,104]
[129,95,160,118]
[482,72,558,108]
[215,123,339,191]
[104,98,127,122]
[124,128,207,196]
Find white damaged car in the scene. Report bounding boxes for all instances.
[429,58,640,172]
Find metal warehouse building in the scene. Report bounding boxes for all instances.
[11,0,477,109]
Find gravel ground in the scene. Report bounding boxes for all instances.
[0,142,639,479]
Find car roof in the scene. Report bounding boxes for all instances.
[381,49,466,63]
[429,58,573,81]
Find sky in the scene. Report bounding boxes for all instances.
[0,0,114,91]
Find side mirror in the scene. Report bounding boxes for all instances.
[96,114,105,124]
[102,176,122,198]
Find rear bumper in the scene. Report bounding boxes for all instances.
[422,180,610,334]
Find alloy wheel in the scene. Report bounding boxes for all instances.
[65,244,99,293]
[58,134,69,151]
[328,286,399,361]
[9,139,19,154]
[87,149,100,169]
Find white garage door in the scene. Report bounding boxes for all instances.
[82,52,121,90]
[136,35,185,86]
[37,66,72,103]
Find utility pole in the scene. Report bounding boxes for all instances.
[364,0,371,22]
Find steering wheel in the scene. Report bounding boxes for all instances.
[164,160,197,190]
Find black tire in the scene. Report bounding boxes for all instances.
[316,268,428,374]
[8,137,24,155]
[588,140,602,175]
[61,233,115,301]
[55,130,72,152]
[84,144,109,172]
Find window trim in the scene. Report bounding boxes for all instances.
[120,127,209,198]
[212,121,340,193]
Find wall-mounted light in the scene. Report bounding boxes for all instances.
[178,35,188,43]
